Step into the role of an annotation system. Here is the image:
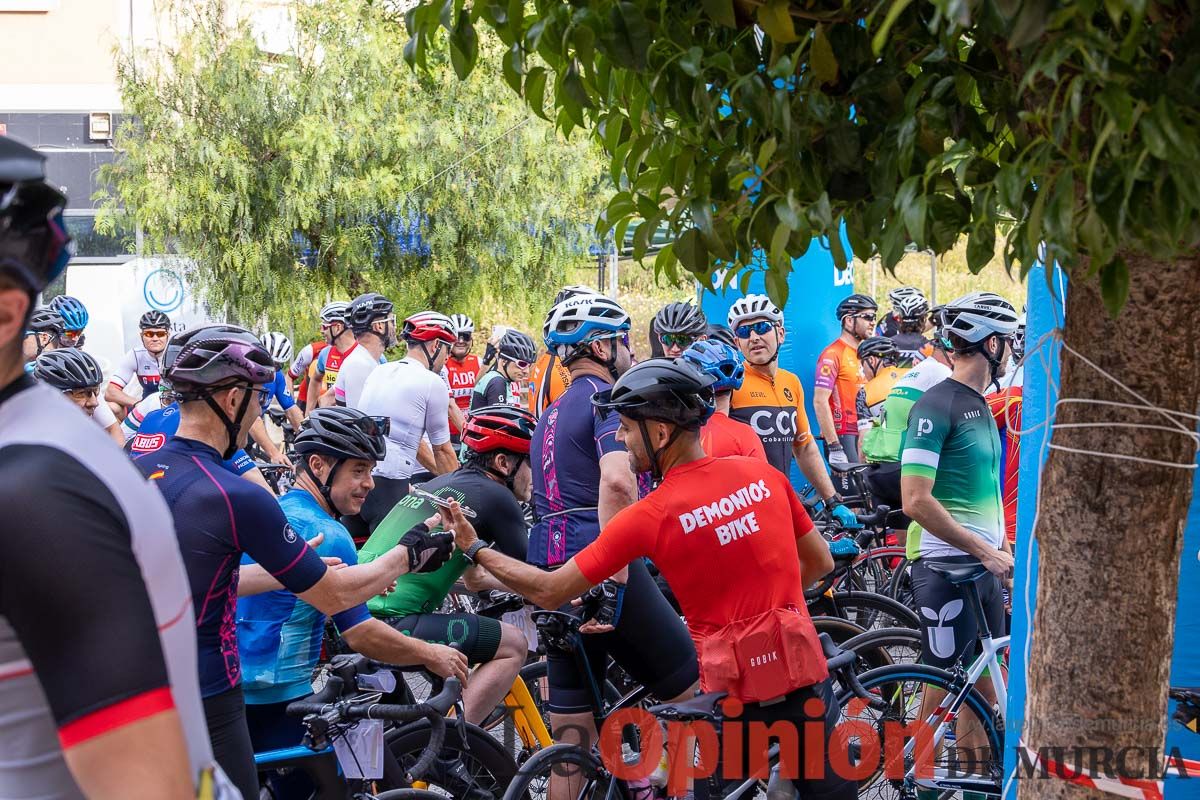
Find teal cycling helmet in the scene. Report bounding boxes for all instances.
[49,295,88,332]
[680,339,744,393]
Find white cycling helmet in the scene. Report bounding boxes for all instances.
[261,331,294,365]
[450,313,474,336]
[942,292,1020,344]
[543,293,630,352]
[888,286,923,306]
[894,292,930,320]
[727,294,783,329]
[320,301,349,324]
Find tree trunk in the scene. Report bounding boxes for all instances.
[1020,251,1200,799]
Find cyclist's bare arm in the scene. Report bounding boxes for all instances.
[902,474,1013,575]
[104,383,140,408]
[796,529,835,588]
[811,386,841,450]
[793,438,838,500]
[65,711,193,800]
[598,450,637,527]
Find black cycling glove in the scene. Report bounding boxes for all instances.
[578,579,626,628]
[399,522,455,574]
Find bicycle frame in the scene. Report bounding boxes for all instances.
[499,673,553,751]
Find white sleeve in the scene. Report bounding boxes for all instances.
[92,400,117,427]
[288,343,316,379]
[109,349,137,387]
[426,376,451,446]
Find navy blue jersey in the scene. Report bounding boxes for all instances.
[528,375,624,567]
[128,402,255,475]
[135,437,327,698]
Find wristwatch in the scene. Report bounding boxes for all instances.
[462,539,492,564]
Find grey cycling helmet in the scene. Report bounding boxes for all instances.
[33,348,103,390]
[654,302,707,337]
[27,305,64,334]
[498,329,537,363]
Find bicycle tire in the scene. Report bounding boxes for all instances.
[812,615,869,644]
[374,791,457,800]
[840,626,922,672]
[385,718,518,796]
[810,590,920,631]
[502,743,613,800]
[838,662,1003,800]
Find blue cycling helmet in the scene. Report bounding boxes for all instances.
[681,340,745,393]
[49,295,88,331]
[542,293,630,353]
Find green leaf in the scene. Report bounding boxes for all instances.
[560,61,592,123]
[449,10,479,79]
[701,0,737,27]
[872,0,915,55]
[1099,255,1129,316]
[966,222,996,273]
[1078,207,1111,268]
[811,25,839,87]
[524,66,548,120]
[675,227,709,272]
[502,42,524,94]
[1097,85,1134,135]
[680,46,704,78]
[758,0,800,44]
[775,195,801,230]
[769,221,791,267]
[756,137,778,169]
[827,222,849,270]
[764,266,790,307]
[606,3,653,70]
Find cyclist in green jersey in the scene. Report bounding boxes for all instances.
[471,329,536,410]
[358,405,532,730]
[901,291,1018,671]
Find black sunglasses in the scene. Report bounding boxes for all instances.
[355,415,391,437]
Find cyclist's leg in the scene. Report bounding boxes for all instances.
[203,686,259,800]
[389,612,523,725]
[838,433,860,463]
[546,627,610,800]
[606,559,699,703]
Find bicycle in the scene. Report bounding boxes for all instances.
[836,561,1009,800]
[502,632,873,800]
[253,653,460,799]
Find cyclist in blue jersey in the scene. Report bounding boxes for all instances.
[259,331,303,432]
[134,324,456,799]
[238,407,465,796]
[530,292,698,769]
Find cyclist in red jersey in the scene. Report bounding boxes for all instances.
[682,339,766,460]
[445,314,481,443]
[437,358,851,799]
[309,301,356,409]
[290,302,345,413]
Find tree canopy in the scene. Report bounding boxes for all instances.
[403,0,1200,311]
[99,0,608,329]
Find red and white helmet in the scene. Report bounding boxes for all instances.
[402,311,457,344]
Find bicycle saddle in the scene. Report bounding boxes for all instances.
[830,461,871,473]
[647,691,729,722]
[924,561,990,584]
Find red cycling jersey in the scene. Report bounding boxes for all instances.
[987,384,1022,545]
[444,354,481,434]
[700,411,768,461]
[574,455,827,691]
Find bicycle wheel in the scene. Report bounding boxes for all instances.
[502,743,615,800]
[887,558,915,609]
[386,718,518,798]
[812,615,868,644]
[375,791,458,800]
[840,627,922,672]
[836,547,906,596]
[839,663,1003,800]
[482,660,552,764]
[812,590,920,631]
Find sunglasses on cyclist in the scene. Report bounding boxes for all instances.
[502,356,532,370]
[851,313,877,323]
[64,387,100,401]
[354,415,391,437]
[60,329,84,344]
[142,328,170,339]
[659,332,696,349]
[457,334,472,343]
[735,321,775,339]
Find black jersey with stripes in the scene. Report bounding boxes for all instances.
[0,375,222,798]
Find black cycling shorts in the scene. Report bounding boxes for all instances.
[546,558,698,714]
[910,555,1005,670]
[386,612,502,665]
[204,685,258,800]
[864,462,912,528]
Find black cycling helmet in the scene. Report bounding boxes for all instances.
[294,407,389,516]
[835,293,879,321]
[0,136,73,294]
[857,336,899,362]
[653,301,707,337]
[498,329,537,363]
[346,292,395,334]
[27,305,64,334]
[593,357,716,483]
[33,348,103,390]
[140,309,171,330]
[704,323,736,348]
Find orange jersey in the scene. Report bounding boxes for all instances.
[987,385,1022,545]
[700,411,768,461]
[729,366,813,474]
[529,350,571,416]
[815,338,865,436]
